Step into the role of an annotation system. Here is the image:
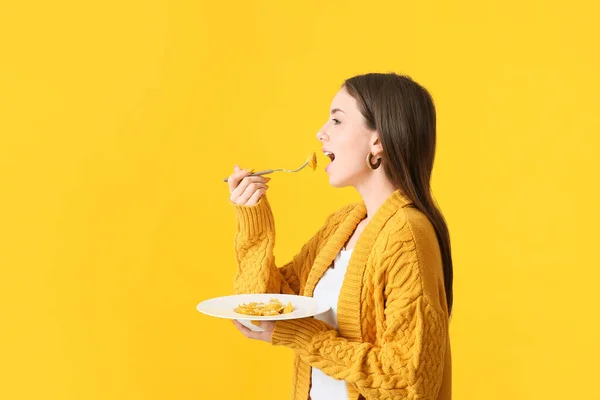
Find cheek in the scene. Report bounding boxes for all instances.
[339,135,369,161]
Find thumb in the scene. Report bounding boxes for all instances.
[234,164,241,172]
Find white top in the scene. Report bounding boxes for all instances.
[310,248,353,400]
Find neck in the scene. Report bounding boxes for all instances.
[354,171,397,221]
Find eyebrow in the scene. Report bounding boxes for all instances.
[330,108,345,115]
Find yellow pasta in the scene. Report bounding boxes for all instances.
[234,298,294,316]
[307,152,318,171]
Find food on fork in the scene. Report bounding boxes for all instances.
[307,151,318,171]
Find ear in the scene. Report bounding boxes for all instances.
[370,134,384,156]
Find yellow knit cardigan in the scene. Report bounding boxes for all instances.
[232,190,451,400]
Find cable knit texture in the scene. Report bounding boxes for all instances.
[232,191,451,400]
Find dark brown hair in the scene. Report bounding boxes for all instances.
[344,73,454,315]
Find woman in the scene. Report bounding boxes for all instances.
[227,73,453,400]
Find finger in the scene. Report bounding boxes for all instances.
[230,179,267,203]
[237,184,267,205]
[232,319,248,334]
[231,177,268,200]
[227,168,251,193]
[234,164,241,173]
[260,321,275,331]
[246,187,267,206]
[236,183,268,205]
[232,320,248,334]
[231,175,267,195]
[232,320,262,340]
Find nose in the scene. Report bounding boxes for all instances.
[316,126,329,142]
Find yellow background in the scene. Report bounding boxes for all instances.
[1,1,599,399]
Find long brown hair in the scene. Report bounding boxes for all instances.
[344,73,454,315]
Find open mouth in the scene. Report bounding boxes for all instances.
[324,151,335,162]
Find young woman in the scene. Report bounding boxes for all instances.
[227,73,453,400]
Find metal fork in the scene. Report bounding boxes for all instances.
[222,161,309,182]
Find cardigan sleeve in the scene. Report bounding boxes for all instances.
[231,197,341,295]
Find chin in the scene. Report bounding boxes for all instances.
[328,175,353,188]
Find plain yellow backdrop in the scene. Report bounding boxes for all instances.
[1,0,599,399]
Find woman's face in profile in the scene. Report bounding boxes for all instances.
[317,88,378,188]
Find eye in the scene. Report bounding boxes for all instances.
[332,118,341,125]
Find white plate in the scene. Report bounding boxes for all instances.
[196,293,330,332]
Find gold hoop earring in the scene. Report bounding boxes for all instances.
[367,153,381,170]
